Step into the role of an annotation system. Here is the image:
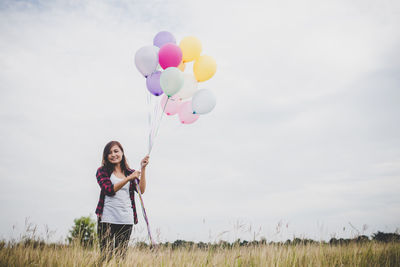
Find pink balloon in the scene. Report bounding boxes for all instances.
[178,101,199,124]
[160,94,182,116]
[158,43,182,69]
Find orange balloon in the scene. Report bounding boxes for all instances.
[178,61,186,72]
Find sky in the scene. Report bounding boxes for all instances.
[0,0,399,244]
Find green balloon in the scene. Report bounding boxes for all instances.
[160,67,184,97]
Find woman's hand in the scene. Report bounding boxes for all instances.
[141,155,150,169]
[127,170,141,181]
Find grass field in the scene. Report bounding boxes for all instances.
[1,240,399,266]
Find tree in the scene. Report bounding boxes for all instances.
[372,231,400,243]
[67,216,97,247]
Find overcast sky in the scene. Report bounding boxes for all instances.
[0,0,399,244]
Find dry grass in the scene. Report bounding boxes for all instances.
[1,241,399,266]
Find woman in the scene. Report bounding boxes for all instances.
[95,140,149,261]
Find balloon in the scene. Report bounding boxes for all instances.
[176,73,198,100]
[178,61,186,72]
[160,94,182,115]
[192,89,216,114]
[153,31,176,48]
[152,46,160,55]
[179,36,202,62]
[160,67,184,97]
[193,55,217,82]
[152,46,162,71]
[178,101,199,124]
[146,71,163,96]
[159,43,182,69]
[135,46,159,77]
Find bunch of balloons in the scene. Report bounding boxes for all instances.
[135,31,217,125]
[134,32,217,247]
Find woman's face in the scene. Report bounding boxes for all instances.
[108,144,123,165]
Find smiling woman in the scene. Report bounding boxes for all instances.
[95,140,149,262]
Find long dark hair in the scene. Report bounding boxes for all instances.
[102,141,131,176]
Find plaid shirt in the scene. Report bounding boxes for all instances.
[95,166,139,224]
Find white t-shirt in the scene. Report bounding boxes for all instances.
[101,173,134,225]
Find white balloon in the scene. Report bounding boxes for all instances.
[176,73,198,100]
[152,46,160,54]
[134,46,159,77]
[160,67,184,97]
[152,46,162,71]
[192,89,216,114]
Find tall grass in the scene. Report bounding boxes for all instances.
[1,240,399,266]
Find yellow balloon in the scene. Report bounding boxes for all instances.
[179,36,202,63]
[178,61,186,72]
[193,55,216,82]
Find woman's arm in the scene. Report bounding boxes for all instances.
[139,167,146,193]
[113,178,130,193]
[138,155,149,193]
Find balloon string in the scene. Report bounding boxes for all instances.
[149,99,161,154]
[142,91,156,248]
[134,178,156,248]
[149,97,169,154]
[148,93,159,153]
[147,90,155,153]
[146,91,152,153]
[149,96,159,153]
[149,98,154,153]
[155,97,168,138]
[150,96,160,150]
[156,97,169,141]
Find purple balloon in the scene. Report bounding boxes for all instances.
[153,31,176,48]
[146,71,164,96]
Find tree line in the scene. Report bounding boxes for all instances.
[66,216,400,249]
[133,231,400,249]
